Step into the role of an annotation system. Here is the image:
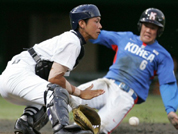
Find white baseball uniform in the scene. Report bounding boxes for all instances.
[71,78,135,133]
[0,30,81,108]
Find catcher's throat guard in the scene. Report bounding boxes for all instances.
[72,105,101,134]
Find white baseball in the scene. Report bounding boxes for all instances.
[129,116,139,126]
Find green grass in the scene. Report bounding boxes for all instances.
[123,95,173,123]
[0,96,25,120]
[0,95,177,123]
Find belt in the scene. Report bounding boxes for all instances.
[114,80,138,100]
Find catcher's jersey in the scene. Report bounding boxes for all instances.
[33,30,82,71]
[0,30,83,105]
[91,30,176,102]
[11,30,81,73]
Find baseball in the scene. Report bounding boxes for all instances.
[129,116,139,126]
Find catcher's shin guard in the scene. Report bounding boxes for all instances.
[14,106,48,134]
[45,84,94,134]
[45,84,70,133]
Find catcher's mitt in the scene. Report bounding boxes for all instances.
[72,105,101,134]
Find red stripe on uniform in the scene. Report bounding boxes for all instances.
[111,44,118,63]
[143,42,147,46]
[150,70,157,80]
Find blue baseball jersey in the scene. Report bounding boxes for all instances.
[90,30,176,103]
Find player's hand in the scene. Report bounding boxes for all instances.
[168,111,178,129]
[79,84,105,100]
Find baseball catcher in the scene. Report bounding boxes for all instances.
[0,4,104,134]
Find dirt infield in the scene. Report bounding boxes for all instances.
[0,120,177,134]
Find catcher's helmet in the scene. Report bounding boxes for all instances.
[138,8,165,37]
[70,4,101,30]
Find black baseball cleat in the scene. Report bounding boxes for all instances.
[54,124,93,134]
[14,118,40,134]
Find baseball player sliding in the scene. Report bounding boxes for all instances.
[0,4,104,134]
[72,8,178,134]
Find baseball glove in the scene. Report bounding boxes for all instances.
[72,105,101,134]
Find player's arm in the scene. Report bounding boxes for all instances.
[160,82,178,129]
[89,30,114,49]
[89,30,127,49]
[48,62,104,99]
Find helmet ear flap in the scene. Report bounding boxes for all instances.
[157,28,164,37]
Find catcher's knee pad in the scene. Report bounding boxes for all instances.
[14,106,48,134]
[45,83,70,132]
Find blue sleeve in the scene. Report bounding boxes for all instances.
[90,30,114,49]
[160,82,178,114]
[157,54,176,85]
[89,30,129,49]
